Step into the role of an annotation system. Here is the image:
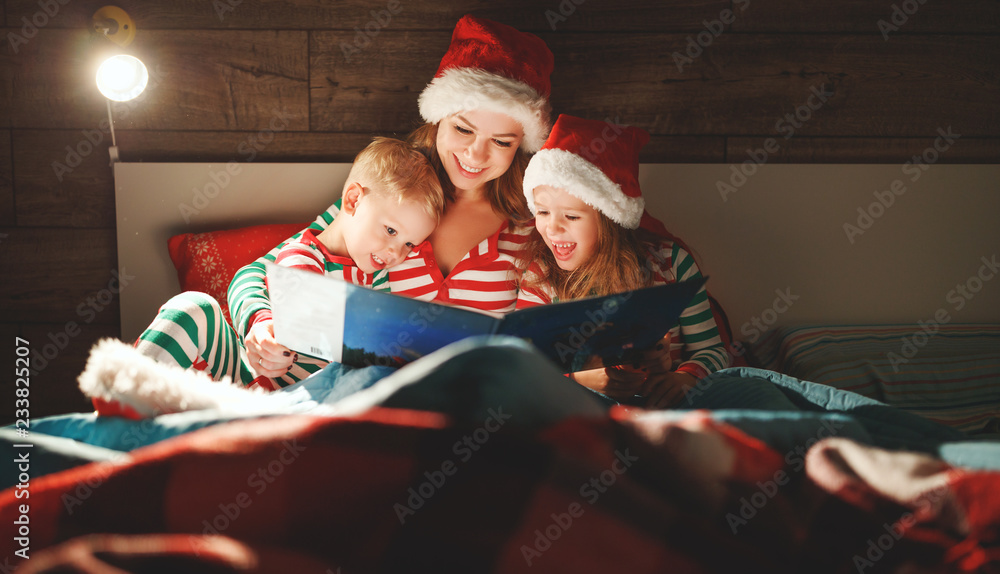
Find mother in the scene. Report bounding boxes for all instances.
[229,15,556,388]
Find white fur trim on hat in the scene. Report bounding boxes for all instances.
[418,67,551,153]
[523,148,645,229]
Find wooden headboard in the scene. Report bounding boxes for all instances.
[115,163,1000,343]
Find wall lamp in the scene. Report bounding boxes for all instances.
[92,6,148,164]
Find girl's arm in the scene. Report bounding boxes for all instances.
[635,241,731,408]
[665,242,731,379]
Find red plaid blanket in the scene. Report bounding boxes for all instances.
[3,407,998,573]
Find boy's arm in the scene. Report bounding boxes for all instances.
[228,202,340,341]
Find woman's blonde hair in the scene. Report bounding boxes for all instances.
[520,211,658,301]
[406,122,533,225]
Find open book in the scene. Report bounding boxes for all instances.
[266,262,706,373]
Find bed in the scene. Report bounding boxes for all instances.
[3,162,999,572]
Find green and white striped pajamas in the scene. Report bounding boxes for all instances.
[134,291,262,386]
[135,200,386,390]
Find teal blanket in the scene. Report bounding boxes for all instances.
[4,337,999,489]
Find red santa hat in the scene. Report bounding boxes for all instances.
[418,15,554,153]
[523,114,649,229]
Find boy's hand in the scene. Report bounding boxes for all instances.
[246,320,296,378]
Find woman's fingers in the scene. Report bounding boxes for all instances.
[246,321,296,377]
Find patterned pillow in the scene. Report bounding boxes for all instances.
[167,222,308,327]
[747,325,1000,433]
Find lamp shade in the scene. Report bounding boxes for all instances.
[96,54,148,102]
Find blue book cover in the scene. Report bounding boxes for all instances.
[267,262,705,373]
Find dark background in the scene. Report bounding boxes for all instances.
[2,0,998,418]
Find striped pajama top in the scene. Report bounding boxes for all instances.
[387,222,535,314]
[516,238,731,379]
[228,200,390,340]
[229,201,532,343]
[272,228,376,286]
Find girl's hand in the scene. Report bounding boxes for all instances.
[643,371,699,409]
[245,320,296,378]
[571,365,648,399]
[569,333,674,400]
[634,333,673,376]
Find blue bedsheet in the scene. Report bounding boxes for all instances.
[4,336,999,489]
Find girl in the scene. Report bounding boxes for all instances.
[516,114,731,408]
[226,15,555,387]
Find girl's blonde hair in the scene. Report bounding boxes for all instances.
[520,210,660,301]
[406,122,533,225]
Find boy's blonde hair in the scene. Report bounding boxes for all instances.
[347,137,445,222]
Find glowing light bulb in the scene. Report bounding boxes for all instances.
[96,54,148,102]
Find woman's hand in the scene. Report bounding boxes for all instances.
[245,320,296,378]
[642,371,698,409]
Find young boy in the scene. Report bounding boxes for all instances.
[272,137,444,286]
[127,137,444,399]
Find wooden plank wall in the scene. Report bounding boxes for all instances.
[1,1,998,418]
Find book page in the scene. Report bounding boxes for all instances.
[267,262,346,362]
[497,278,705,373]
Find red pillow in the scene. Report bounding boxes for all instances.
[168,222,309,327]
